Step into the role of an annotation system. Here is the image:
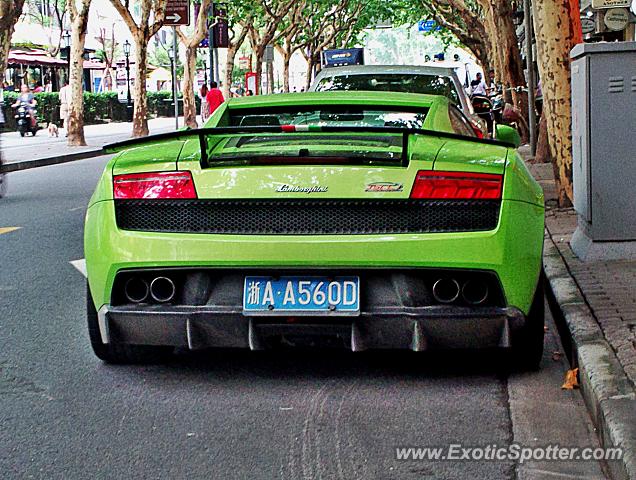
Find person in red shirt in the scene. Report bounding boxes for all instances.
[205,81,225,115]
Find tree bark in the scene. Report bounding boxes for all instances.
[477,0,528,118]
[109,0,167,137]
[224,49,236,99]
[176,0,212,129]
[67,0,92,147]
[535,115,551,164]
[533,0,581,206]
[0,0,27,82]
[282,51,291,92]
[182,45,198,128]
[132,33,150,137]
[224,21,251,99]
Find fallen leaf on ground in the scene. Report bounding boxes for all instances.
[562,368,579,390]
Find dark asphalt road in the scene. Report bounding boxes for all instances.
[0,158,608,480]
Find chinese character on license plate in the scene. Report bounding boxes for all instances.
[242,276,360,315]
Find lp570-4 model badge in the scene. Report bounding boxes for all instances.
[365,182,403,192]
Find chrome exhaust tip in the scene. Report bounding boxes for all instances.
[150,277,176,303]
[432,278,460,304]
[124,277,149,303]
[462,280,489,305]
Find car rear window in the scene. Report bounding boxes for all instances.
[229,106,429,130]
[314,74,460,105]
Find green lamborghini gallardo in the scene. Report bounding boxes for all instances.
[85,91,545,367]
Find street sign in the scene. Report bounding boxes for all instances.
[603,7,630,30]
[417,19,442,32]
[165,0,190,26]
[238,56,250,70]
[591,0,630,8]
[580,17,596,34]
[212,4,229,48]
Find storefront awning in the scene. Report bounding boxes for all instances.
[7,49,68,67]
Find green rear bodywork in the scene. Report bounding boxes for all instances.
[85,92,544,315]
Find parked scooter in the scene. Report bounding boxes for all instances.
[470,94,495,137]
[490,87,529,142]
[14,101,38,137]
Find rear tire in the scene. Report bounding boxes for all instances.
[512,274,545,370]
[87,282,171,364]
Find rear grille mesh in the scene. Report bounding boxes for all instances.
[115,199,500,235]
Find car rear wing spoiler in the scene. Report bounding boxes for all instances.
[103,125,515,168]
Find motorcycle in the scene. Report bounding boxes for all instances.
[14,101,38,137]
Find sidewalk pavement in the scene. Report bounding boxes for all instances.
[1,116,181,165]
[520,146,636,480]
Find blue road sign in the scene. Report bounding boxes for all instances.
[418,19,442,32]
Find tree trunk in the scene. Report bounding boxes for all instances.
[224,44,238,99]
[67,1,91,147]
[0,0,26,84]
[254,48,265,95]
[182,45,198,128]
[533,0,580,206]
[132,34,150,137]
[267,61,274,94]
[535,115,551,164]
[305,57,314,92]
[0,28,13,87]
[478,0,528,118]
[283,52,291,93]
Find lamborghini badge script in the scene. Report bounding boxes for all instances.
[276,185,329,194]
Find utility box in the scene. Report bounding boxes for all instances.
[570,42,636,260]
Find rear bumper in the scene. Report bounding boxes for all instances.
[85,199,544,315]
[98,304,526,351]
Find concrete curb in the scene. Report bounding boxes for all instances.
[0,148,104,174]
[543,234,636,480]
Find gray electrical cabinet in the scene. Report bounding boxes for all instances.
[570,42,636,260]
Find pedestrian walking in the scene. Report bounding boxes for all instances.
[470,72,488,96]
[59,81,70,135]
[199,84,210,122]
[205,81,225,116]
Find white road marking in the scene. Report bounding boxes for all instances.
[0,227,21,235]
[70,259,87,278]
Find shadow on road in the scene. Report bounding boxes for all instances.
[103,348,516,383]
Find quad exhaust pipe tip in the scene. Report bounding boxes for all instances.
[432,278,460,304]
[461,280,489,305]
[150,277,176,303]
[124,277,149,303]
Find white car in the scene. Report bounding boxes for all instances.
[310,65,487,135]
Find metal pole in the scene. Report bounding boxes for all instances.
[213,45,220,85]
[125,55,131,105]
[208,4,215,86]
[524,0,537,154]
[172,26,179,130]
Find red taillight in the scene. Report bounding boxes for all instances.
[410,171,503,199]
[113,171,197,199]
[471,122,485,139]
